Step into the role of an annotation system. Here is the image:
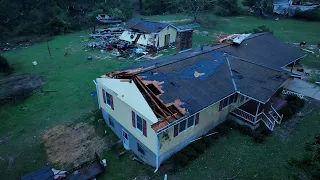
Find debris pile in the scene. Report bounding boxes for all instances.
[215,34,252,45]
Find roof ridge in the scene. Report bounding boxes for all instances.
[134,45,230,75]
[227,54,283,72]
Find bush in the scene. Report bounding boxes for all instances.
[243,25,273,34]
[191,141,206,154]
[252,130,265,143]
[225,120,239,129]
[175,152,189,166]
[181,146,198,160]
[216,123,230,135]
[238,125,253,136]
[280,95,305,120]
[201,137,213,147]
[293,7,320,21]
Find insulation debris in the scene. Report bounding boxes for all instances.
[194,71,205,78]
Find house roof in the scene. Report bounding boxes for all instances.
[104,32,305,131]
[123,18,171,33]
[217,33,306,70]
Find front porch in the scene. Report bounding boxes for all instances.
[230,97,286,131]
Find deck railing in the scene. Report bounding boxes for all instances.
[231,107,257,124]
[260,113,275,131]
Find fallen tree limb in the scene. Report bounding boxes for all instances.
[227,170,241,180]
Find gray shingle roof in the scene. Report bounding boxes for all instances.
[217,33,306,70]
[123,18,170,33]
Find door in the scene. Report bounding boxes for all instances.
[165,34,170,46]
[122,129,129,150]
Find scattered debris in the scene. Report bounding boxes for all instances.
[216,34,252,45]
[301,48,315,54]
[32,61,37,65]
[194,71,205,78]
[96,14,122,24]
[226,169,241,180]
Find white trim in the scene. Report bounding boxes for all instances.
[135,113,144,134]
[226,55,238,91]
[237,91,266,104]
[280,54,307,69]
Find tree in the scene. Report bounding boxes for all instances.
[179,0,215,21]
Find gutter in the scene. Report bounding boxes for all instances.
[281,54,307,69]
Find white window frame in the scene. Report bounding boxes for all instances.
[137,143,145,156]
[104,91,112,108]
[178,116,195,135]
[135,113,144,134]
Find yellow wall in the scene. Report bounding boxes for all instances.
[159,94,250,155]
[97,82,157,154]
[158,26,177,48]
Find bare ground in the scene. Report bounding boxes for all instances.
[43,123,109,167]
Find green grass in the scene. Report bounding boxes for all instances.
[1,13,320,180]
[0,30,132,179]
[175,107,320,180]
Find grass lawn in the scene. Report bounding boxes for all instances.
[0,14,319,180]
[175,106,320,180]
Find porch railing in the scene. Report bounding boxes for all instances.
[231,107,257,124]
[270,104,283,124]
[260,113,275,131]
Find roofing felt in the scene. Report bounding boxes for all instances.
[216,33,306,70]
[124,18,170,33]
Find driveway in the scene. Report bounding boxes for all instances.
[284,78,320,100]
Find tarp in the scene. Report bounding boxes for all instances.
[21,167,54,180]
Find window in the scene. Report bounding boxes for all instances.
[132,111,147,137]
[187,116,195,128]
[137,143,145,156]
[179,120,186,133]
[102,89,114,110]
[108,117,114,127]
[136,114,143,132]
[174,114,199,137]
[106,93,112,106]
[219,94,238,111]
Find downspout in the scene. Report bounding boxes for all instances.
[93,79,101,109]
[154,133,159,173]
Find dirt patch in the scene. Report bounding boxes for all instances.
[43,123,108,167]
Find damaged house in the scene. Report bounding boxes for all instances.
[119,18,178,49]
[94,33,305,169]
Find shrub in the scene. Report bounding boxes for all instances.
[201,137,212,147]
[318,42,320,48]
[243,25,273,34]
[279,95,305,120]
[181,146,198,160]
[252,130,265,143]
[191,141,206,154]
[293,7,320,21]
[175,152,189,166]
[238,125,253,136]
[214,0,240,16]
[216,123,230,135]
[225,120,239,129]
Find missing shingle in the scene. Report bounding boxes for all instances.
[147,84,161,95]
[168,105,179,114]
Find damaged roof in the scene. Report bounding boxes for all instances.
[217,33,306,70]
[104,32,305,131]
[123,18,171,33]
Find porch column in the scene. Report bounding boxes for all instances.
[255,102,261,122]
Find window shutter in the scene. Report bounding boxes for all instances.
[102,89,106,104]
[142,119,147,137]
[132,111,136,128]
[110,95,114,110]
[174,124,178,137]
[219,100,223,111]
[195,113,200,125]
[234,94,238,103]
